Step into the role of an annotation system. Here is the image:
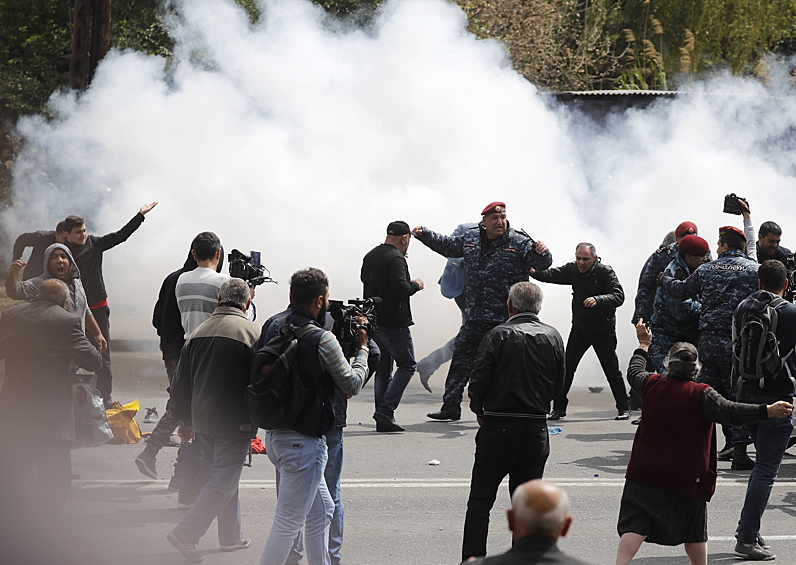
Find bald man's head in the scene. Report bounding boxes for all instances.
[507,480,572,541]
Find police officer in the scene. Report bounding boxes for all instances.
[412,202,552,421]
[648,235,709,373]
[632,221,701,326]
[661,202,759,470]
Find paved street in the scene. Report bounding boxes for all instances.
[5,350,796,565]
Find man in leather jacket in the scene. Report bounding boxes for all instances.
[463,282,565,561]
[532,243,629,420]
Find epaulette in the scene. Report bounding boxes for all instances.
[515,228,533,241]
[654,244,669,254]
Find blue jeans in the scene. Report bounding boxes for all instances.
[372,327,417,418]
[285,426,345,565]
[172,434,250,545]
[736,392,794,545]
[261,430,333,565]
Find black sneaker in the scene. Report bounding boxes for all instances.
[549,409,566,421]
[135,447,158,479]
[167,529,204,562]
[731,456,756,471]
[615,410,631,421]
[734,541,775,560]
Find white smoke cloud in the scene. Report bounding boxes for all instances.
[5,0,796,384]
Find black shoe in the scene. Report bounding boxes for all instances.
[734,541,775,560]
[787,436,796,451]
[731,456,756,471]
[631,416,641,425]
[427,409,461,421]
[615,410,631,421]
[373,412,404,432]
[718,443,735,461]
[549,409,566,421]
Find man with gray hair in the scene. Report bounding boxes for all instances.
[532,242,629,420]
[465,480,594,564]
[166,278,260,562]
[0,278,102,519]
[463,282,566,562]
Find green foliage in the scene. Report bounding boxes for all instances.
[0,0,72,119]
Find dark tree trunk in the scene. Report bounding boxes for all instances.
[70,0,92,90]
[89,0,112,83]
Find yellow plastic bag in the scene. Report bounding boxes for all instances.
[105,399,142,444]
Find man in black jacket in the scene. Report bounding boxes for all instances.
[463,282,565,562]
[11,220,68,280]
[64,202,158,403]
[361,220,424,432]
[532,242,629,420]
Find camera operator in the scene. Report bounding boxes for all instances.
[257,302,378,565]
[260,268,369,565]
[361,220,424,432]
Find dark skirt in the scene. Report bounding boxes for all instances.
[617,480,707,546]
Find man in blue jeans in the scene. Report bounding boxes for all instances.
[260,268,369,565]
[733,260,796,561]
[166,278,261,562]
[361,220,424,432]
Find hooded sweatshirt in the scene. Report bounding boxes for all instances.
[9,243,92,330]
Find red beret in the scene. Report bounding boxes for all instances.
[678,235,709,256]
[481,202,506,216]
[675,221,698,238]
[719,225,746,241]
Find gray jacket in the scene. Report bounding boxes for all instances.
[9,243,92,330]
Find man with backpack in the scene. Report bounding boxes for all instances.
[732,260,796,561]
[256,268,369,565]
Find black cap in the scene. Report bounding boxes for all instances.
[387,221,410,236]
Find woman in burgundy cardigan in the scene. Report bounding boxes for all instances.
[614,321,792,565]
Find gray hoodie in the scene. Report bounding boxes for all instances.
[10,243,92,330]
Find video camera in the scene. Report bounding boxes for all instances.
[723,193,749,215]
[228,249,276,287]
[328,297,380,344]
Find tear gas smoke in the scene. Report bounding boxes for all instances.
[4,0,796,383]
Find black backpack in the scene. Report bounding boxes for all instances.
[731,296,794,393]
[246,318,323,430]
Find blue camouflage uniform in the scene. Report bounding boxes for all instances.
[633,242,678,325]
[648,254,702,373]
[415,223,552,414]
[662,248,759,446]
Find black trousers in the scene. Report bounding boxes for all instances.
[88,305,113,402]
[556,325,628,413]
[462,419,549,560]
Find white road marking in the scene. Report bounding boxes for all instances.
[71,477,796,489]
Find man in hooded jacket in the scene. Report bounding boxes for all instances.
[5,243,107,352]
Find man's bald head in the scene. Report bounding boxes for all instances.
[507,480,573,541]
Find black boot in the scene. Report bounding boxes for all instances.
[731,445,755,471]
